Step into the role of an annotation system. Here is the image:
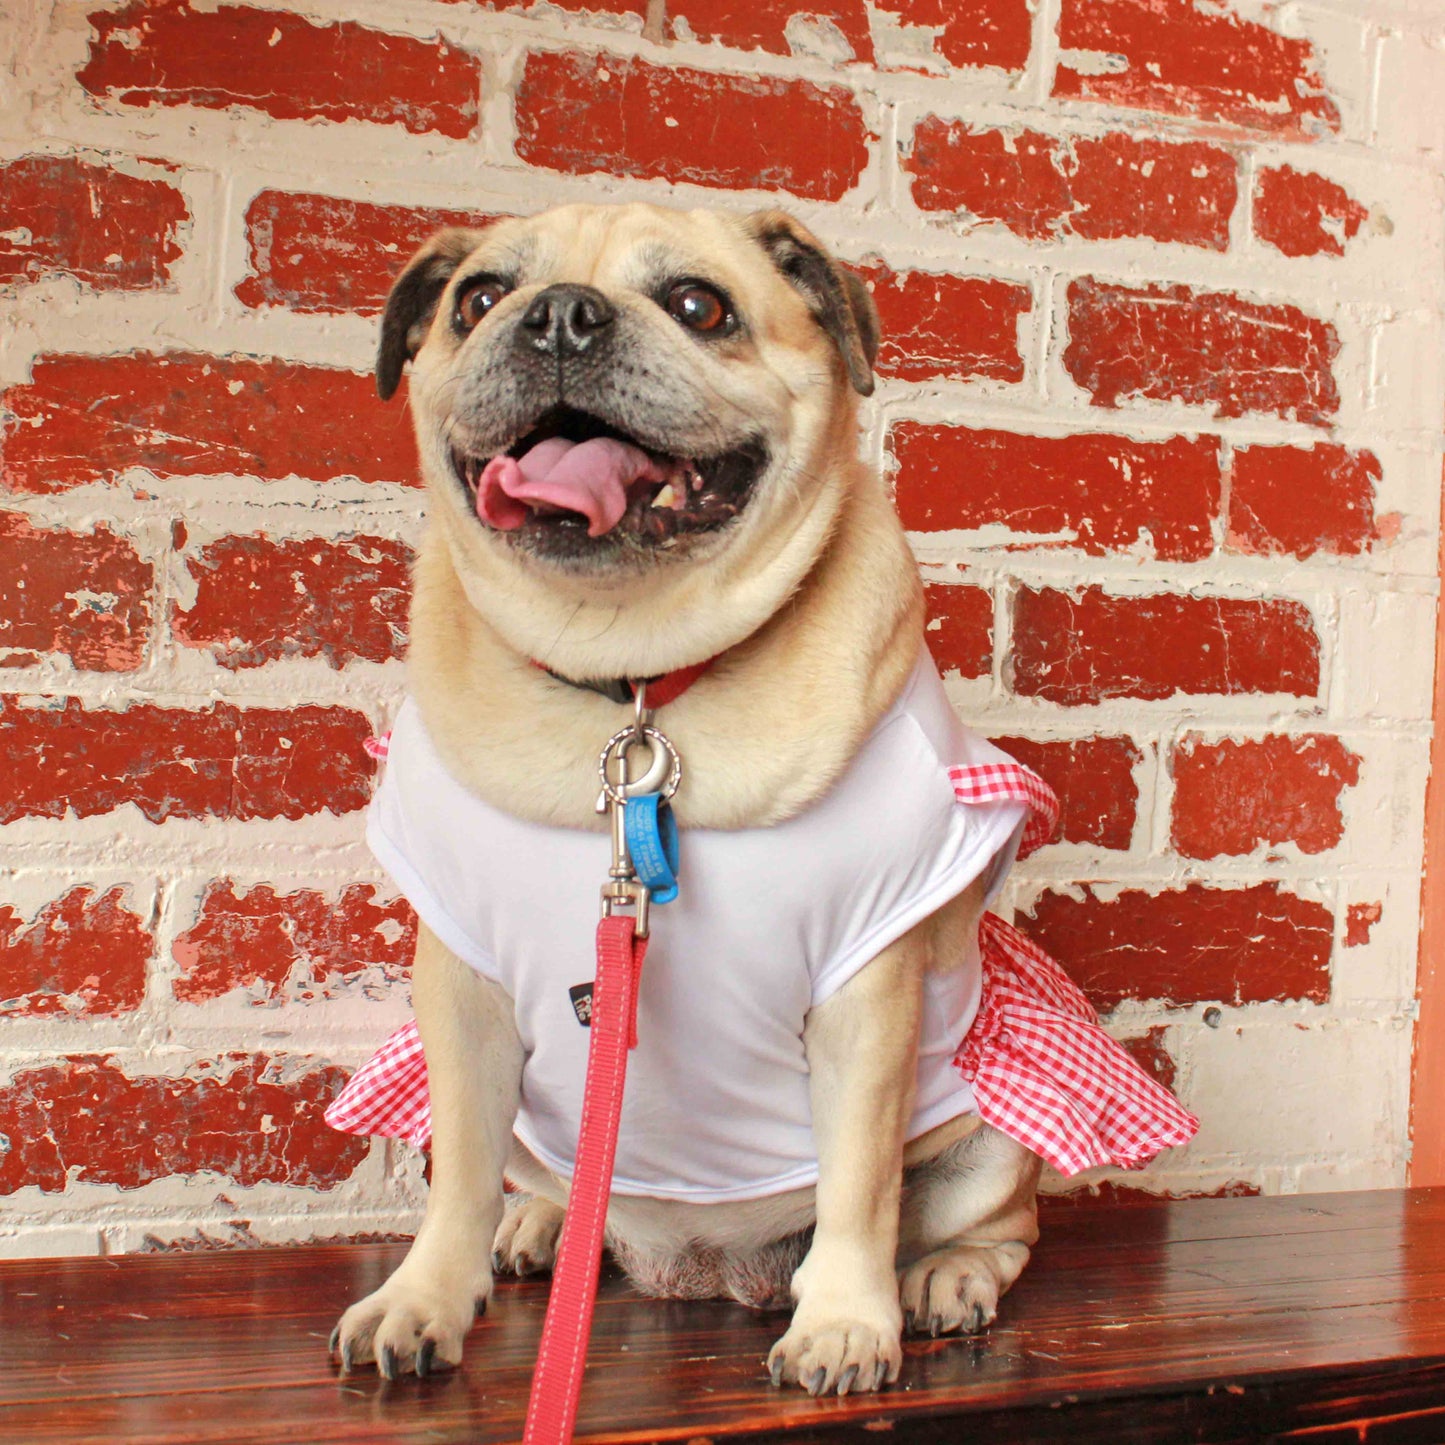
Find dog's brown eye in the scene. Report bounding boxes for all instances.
[667,283,731,334]
[456,275,509,331]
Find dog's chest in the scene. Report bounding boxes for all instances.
[368,660,1026,1201]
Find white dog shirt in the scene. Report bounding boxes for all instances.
[359,653,1027,1203]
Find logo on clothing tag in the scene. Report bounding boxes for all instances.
[568,983,593,1027]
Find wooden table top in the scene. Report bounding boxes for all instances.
[4,1189,1445,1444]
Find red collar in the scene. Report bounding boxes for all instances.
[532,655,716,708]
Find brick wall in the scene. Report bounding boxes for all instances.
[1,0,1442,1255]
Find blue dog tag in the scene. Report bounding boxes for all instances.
[625,793,679,905]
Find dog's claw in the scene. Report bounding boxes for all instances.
[491,1250,504,1273]
[929,1315,942,1339]
[970,1303,987,1334]
[902,1308,914,1334]
[806,1366,827,1397]
[768,1355,784,1387]
[416,1337,436,1378]
[340,1341,354,1375]
[837,1364,859,1396]
[474,1296,489,1321]
[327,1325,340,1357]
[874,1360,888,1391]
[380,1344,399,1381]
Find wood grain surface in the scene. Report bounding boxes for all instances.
[3,1189,1445,1444]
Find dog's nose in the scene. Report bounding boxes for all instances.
[519,284,616,356]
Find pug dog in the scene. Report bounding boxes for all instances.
[326,202,1189,1397]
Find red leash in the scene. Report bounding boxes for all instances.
[522,683,684,1445]
[522,915,646,1444]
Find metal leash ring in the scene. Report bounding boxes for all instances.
[597,725,682,805]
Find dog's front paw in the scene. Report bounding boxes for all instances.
[492,1193,565,1277]
[331,1265,488,1379]
[766,1312,902,1397]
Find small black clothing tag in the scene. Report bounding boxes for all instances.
[568,983,594,1027]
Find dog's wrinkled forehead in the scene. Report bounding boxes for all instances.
[466,205,768,295]
[376,203,878,404]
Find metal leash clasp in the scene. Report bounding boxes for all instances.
[595,683,682,940]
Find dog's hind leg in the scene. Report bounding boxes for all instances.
[896,1120,1040,1337]
[331,924,523,1377]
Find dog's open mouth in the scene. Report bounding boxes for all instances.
[451,406,766,550]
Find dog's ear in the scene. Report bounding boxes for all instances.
[744,210,879,397]
[377,228,486,401]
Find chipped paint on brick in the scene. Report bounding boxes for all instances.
[1064,280,1341,425]
[0,887,151,1018]
[0,1055,368,1193]
[236,191,503,316]
[1172,733,1362,859]
[890,425,1221,560]
[0,699,375,823]
[78,0,481,137]
[515,50,870,200]
[906,123,1237,251]
[1011,588,1321,704]
[173,881,415,1005]
[0,353,418,493]
[1054,0,1341,137]
[0,512,153,671]
[1021,882,1334,1011]
[0,154,187,291]
[172,533,412,669]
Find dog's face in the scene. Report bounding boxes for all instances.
[379,204,877,612]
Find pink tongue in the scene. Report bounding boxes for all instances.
[477,436,666,538]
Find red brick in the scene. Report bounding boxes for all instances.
[1065,280,1339,426]
[906,124,1235,250]
[891,425,1220,561]
[0,1054,366,1194]
[1,353,417,495]
[1171,733,1361,860]
[863,265,1027,383]
[872,0,1031,71]
[0,699,375,824]
[923,583,992,679]
[1255,166,1367,259]
[1011,588,1320,705]
[1345,901,1383,947]
[0,887,151,1018]
[1120,1026,1176,1091]
[1020,881,1333,1010]
[173,534,412,670]
[0,154,186,291]
[236,191,502,316]
[481,0,1030,71]
[173,881,415,1004]
[78,0,479,137]
[1053,0,1339,138]
[515,51,869,202]
[1227,444,1380,560]
[989,735,1141,850]
[667,0,872,61]
[0,512,152,671]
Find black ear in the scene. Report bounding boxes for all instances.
[744,210,879,397]
[376,228,486,401]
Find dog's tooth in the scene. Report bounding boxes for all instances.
[653,483,677,510]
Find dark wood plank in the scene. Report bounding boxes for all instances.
[2,1189,1444,1443]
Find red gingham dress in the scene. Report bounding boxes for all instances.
[327,759,1197,1178]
